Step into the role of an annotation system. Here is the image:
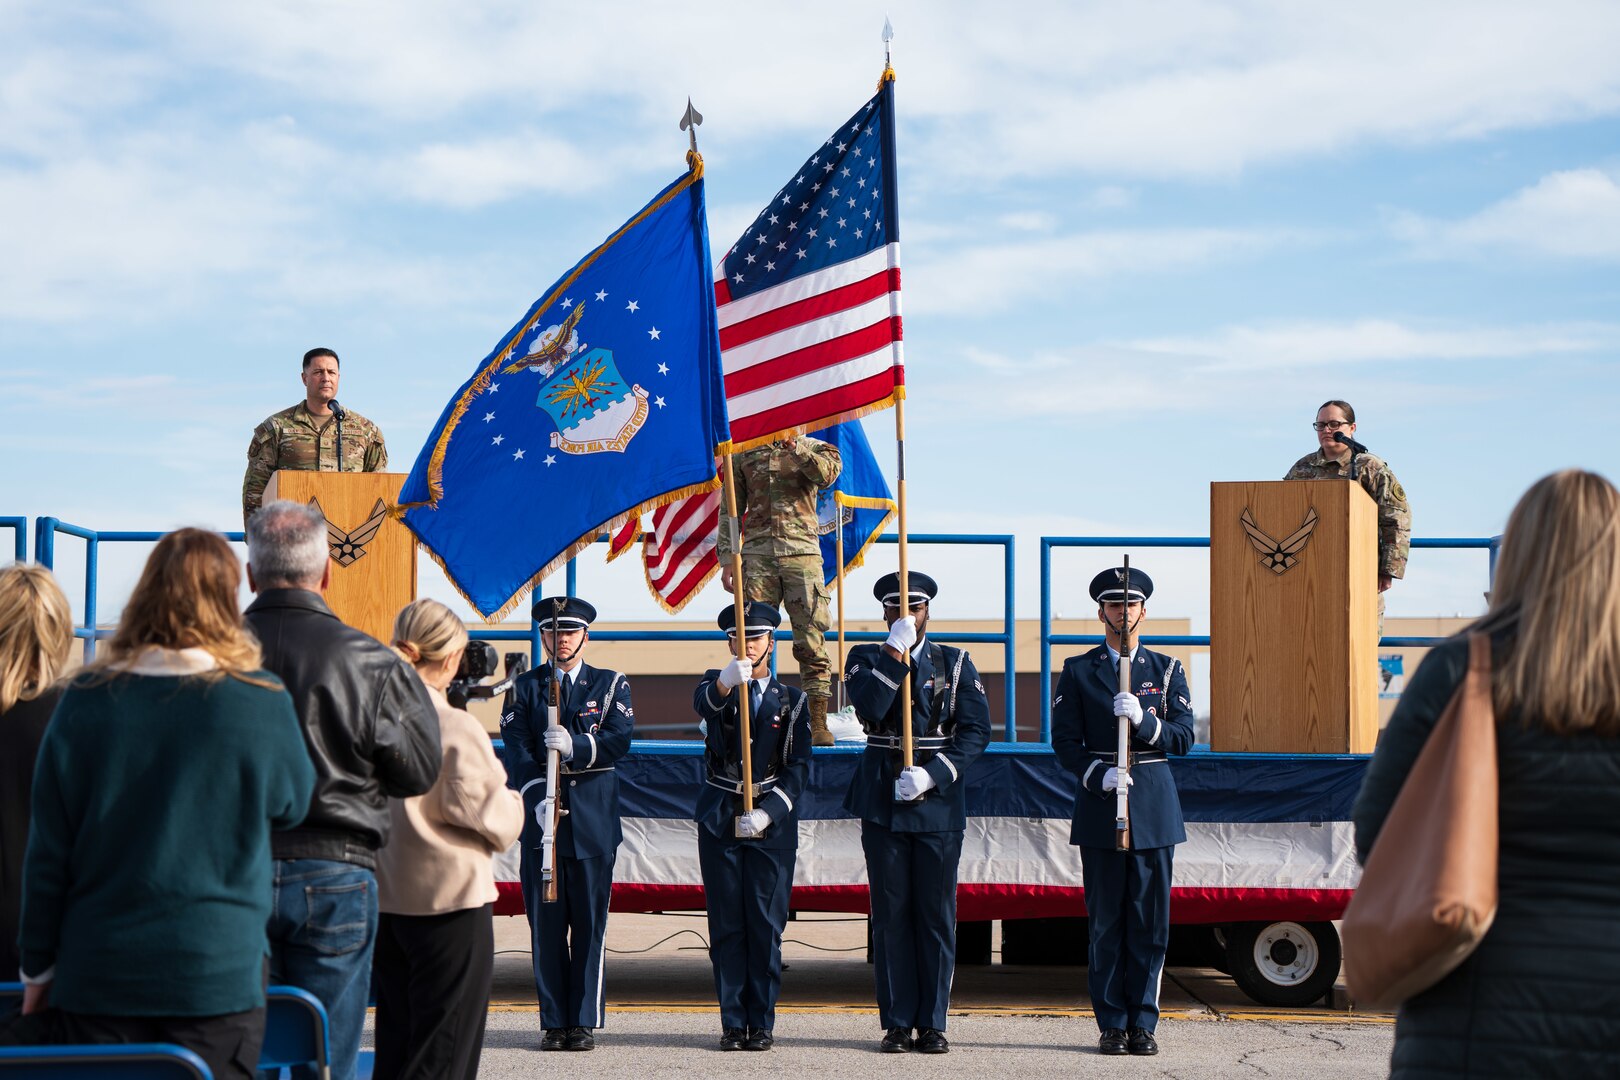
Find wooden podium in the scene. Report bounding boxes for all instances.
[1210,480,1378,753]
[263,471,416,642]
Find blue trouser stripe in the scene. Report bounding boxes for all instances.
[697,831,796,1032]
[521,847,615,1029]
[1080,843,1173,1033]
[861,823,963,1032]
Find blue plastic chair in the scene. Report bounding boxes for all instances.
[0,1042,212,1078]
[258,986,331,1080]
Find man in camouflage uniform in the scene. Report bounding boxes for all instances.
[719,435,842,746]
[1284,399,1411,632]
[242,347,388,525]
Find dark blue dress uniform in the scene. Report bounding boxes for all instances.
[501,598,634,1035]
[1050,568,1195,1039]
[843,572,991,1038]
[693,602,813,1041]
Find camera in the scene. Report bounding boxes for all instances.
[447,643,530,711]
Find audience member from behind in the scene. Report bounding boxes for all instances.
[0,565,73,981]
[244,501,441,1080]
[2,530,314,1079]
[1353,469,1620,1077]
[373,599,523,1080]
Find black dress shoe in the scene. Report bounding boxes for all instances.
[743,1029,774,1051]
[540,1028,567,1051]
[1127,1028,1158,1056]
[879,1027,913,1053]
[719,1028,746,1051]
[915,1029,949,1054]
[1098,1028,1128,1055]
[565,1026,595,1051]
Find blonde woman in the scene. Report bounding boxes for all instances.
[0,564,74,981]
[7,530,314,1079]
[1353,470,1620,1077]
[374,599,524,1080]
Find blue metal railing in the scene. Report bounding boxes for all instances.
[24,514,1498,741]
[1037,534,1502,741]
[26,519,1016,733]
[34,519,245,660]
[473,531,1021,739]
[0,517,25,562]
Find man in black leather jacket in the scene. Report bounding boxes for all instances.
[244,500,440,1080]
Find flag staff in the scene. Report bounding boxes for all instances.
[685,98,758,833]
[878,20,916,792]
[835,493,847,713]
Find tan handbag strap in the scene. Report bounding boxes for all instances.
[1459,633,1494,735]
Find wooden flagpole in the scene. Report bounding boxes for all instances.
[835,493,847,713]
[721,451,756,826]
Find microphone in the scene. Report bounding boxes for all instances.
[329,400,348,420]
[1333,431,1368,455]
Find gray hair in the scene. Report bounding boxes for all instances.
[246,500,330,588]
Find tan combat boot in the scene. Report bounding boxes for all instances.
[809,694,835,747]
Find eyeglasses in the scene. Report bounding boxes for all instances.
[1312,420,1350,431]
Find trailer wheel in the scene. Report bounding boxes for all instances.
[1224,921,1340,1007]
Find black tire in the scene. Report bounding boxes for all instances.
[1224,920,1341,1007]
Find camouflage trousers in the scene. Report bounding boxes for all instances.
[742,553,832,698]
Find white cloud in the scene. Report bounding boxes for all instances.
[68,1,1620,183]
[904,226,1303,315]
[1124,318,1620,370]
[1392,167,1620,260]
[932,319,1620,419]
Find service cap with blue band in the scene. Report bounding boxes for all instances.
[719,601,782,638]
[873,570,939,608]
[1089,567,1153,604]
[531,595,598,630]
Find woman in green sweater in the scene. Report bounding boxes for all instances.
[8,528,315,1080]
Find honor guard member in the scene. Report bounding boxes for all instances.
[242,347,388,525]
[717,435,842,746]
[1051,568,1195,1057]
[692,602,814,1052]
[501,597,634,1052]
[843,571,991,1055]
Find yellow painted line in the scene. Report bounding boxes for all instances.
[488,1001,1388,1023]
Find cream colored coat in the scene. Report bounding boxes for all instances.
[377,687,524,915]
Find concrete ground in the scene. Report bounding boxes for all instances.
[365,911,1398,1076]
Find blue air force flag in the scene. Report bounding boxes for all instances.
[809,419,894,587]
[398,165,730,619]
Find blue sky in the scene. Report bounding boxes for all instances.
[3,0,1617,634]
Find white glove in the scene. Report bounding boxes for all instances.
[895,765,936,801]
[534,797,555,829]
[718,657,753,690]
[1102,767,1135,793]
[885,615,918,654]
[543,728,574,760]
[737,808,772,837]
[1113,692,1143,728]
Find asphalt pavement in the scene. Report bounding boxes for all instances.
[367,911,1398,1076]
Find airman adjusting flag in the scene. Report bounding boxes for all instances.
[398,160,730,619]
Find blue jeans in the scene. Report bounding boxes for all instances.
[263,859,378,1080]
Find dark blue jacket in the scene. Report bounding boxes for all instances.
[842,640,991,832]
[692,672,813,850]
[1051,645,1195,850]
[502,662,634,860]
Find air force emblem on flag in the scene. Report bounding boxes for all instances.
[536,347,650,456]
[816,487,854,536]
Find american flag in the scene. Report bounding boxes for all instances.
[626,77,906,612]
